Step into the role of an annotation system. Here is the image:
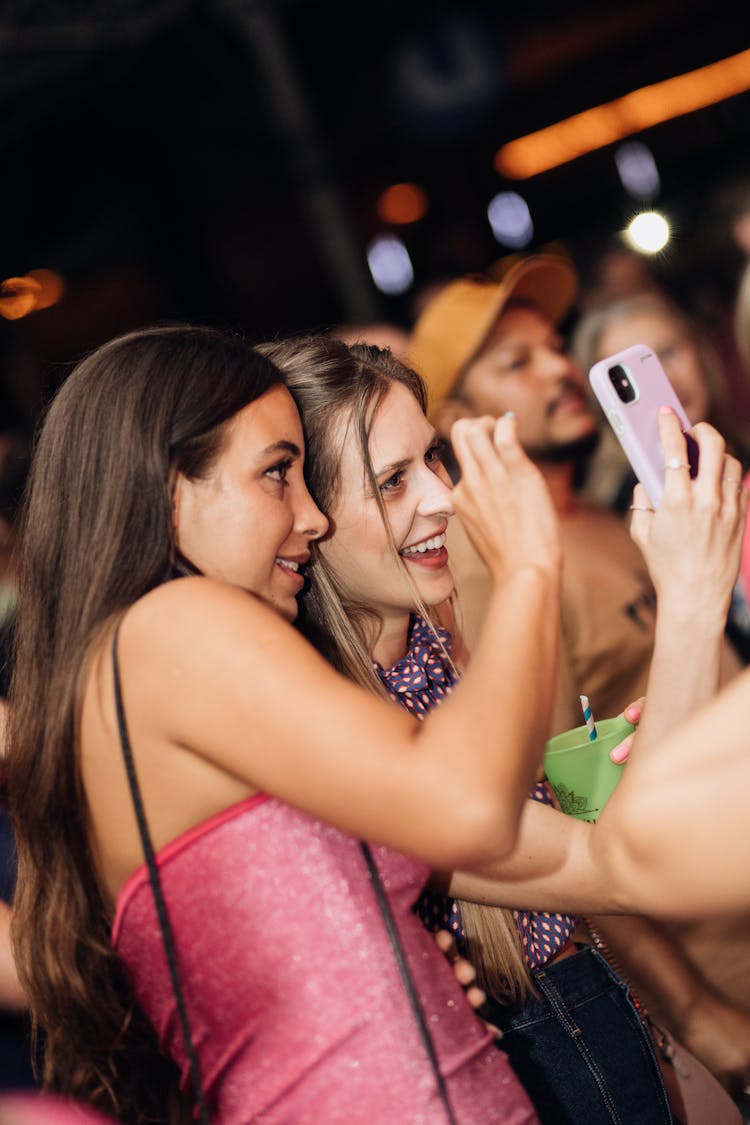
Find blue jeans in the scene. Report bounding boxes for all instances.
[485,945,673,1125]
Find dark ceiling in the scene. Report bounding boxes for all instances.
[2,0,750,430]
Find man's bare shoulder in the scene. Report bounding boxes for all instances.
[446,517,485,574]
[561,500,629,530]
[559,501,643,556]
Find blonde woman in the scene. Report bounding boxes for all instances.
[267,333,750,1122]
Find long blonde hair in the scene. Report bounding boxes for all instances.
[258,335,451,686]
[263,333,533,1004]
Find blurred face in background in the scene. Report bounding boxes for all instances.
[457,303,598,460]
[594,308,711,425]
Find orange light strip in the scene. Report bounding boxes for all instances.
[495,48,750,179]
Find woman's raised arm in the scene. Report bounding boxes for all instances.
[446,410,749,917]
[103,414,562,877]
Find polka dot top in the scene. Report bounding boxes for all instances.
[375,614,576,972]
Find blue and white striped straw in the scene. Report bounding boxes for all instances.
[580,694,597,741]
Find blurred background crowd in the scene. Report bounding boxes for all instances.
[2,0,750,437]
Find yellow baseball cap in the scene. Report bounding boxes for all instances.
[408,253,579,417]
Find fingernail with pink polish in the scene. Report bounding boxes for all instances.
[610,737,632,764]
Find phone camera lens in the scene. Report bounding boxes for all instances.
[608,364,637,404]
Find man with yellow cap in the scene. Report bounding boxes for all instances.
[408,253,742,736]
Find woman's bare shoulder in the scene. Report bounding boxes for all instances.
[115,576,306,678]
[127,575,282,630]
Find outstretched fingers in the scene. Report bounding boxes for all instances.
[663,413,744,535]
[632,411,747,614]
[450,411,561,584]
[452,414,512,490]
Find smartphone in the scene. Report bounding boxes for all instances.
[588,343,699,507]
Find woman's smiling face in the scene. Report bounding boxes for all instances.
[319,381,455,630]
[172,385,328,622]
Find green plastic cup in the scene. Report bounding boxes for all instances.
[542,714,635,823]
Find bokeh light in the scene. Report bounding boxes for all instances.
[376,182,429,225]
[615,141,661,200]
[624,211,671,253]
[487,191,534,248]
[366,234,415,295]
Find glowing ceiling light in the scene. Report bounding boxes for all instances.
[366,234,414,295]
[625,211,670,254]
[487,191,534,248]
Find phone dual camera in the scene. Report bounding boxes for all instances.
[607,364,638,405]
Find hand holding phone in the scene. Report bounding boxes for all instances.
[588,343,699,507]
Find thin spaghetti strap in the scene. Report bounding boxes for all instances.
[112,623,454,1124]
[111,622,210,1125]
[360,841,458,1125]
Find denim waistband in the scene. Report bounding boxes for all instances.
[492,944,627,1027]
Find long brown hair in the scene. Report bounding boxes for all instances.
[6,324,284,1122]
[264,334,532,1003]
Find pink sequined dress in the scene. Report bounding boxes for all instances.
[112,794,537,1124]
